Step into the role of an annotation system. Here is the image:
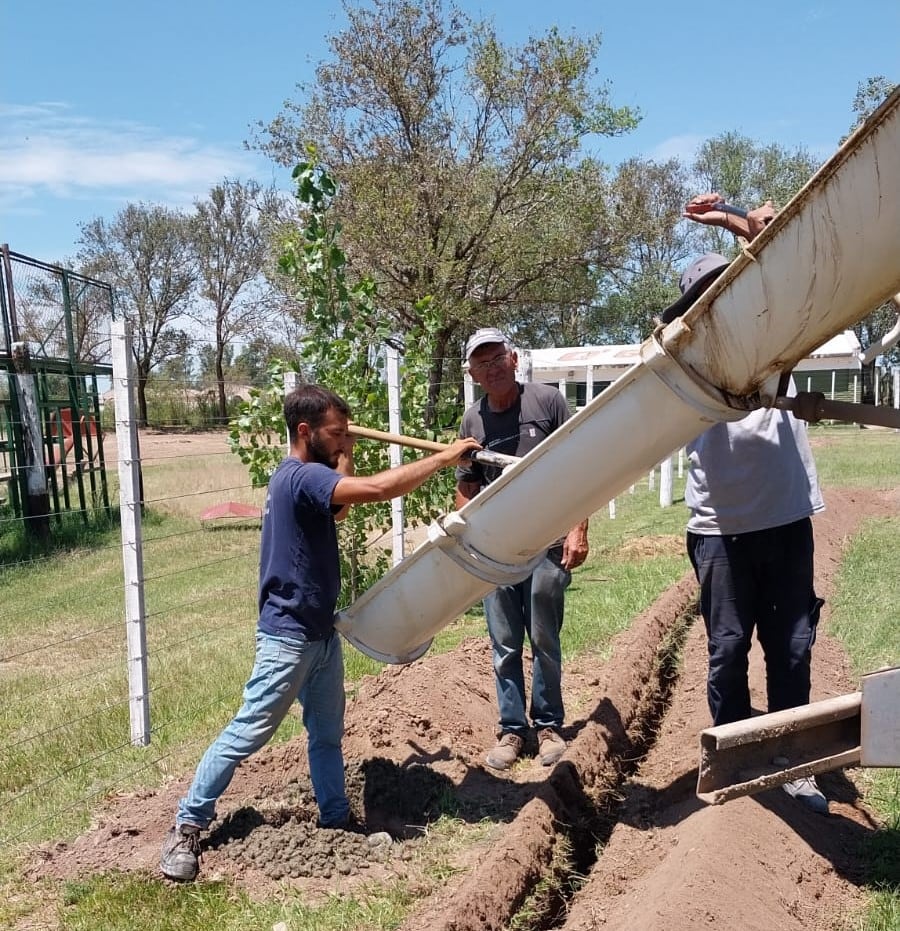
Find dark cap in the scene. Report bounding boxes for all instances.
[659,253,730,324]
[464,326,510,360]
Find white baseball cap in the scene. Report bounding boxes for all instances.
[464,327,510,360]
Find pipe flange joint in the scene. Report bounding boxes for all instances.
[432,514,546,586]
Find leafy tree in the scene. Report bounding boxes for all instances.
[256,0,638,422]
[13,265,113,366]
[232,334,299,386]
[844,75,898,141]
[78,204,196,425]
[692,132,820,253]
[191,179,278,422]
[593,157,700,341]
[156,340,194,385]
[195,342,236,387]
[232,161,463,602]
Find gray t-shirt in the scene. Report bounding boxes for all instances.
[457,381,570,489]
[685,397,824,536]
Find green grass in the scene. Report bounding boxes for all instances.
[1,424,897,931]
[0,512,263,845]
[22,814,494,931]
[808,425,899,488]
[829,518,900,673]
[57,870,414,931]
[827,509,900,931]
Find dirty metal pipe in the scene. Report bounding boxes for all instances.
[697,666,900,804]
[774,392,900,429]
[347,423,520,471]
[858,295,900,365]
[696,693,862,805]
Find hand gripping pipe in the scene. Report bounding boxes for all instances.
[335,87,900,664]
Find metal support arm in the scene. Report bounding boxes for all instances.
[775,391,900,429]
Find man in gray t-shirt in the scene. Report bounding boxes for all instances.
[671,194,828,814]
[456,328,589,772]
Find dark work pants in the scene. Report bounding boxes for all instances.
[687,518,823,726]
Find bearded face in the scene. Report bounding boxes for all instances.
[307,427,341,468]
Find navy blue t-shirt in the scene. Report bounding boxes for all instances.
[257,456,342,640]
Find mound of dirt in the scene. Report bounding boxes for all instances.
[23,486,896,931]
[557,486,896,931]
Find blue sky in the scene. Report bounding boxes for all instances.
[2,0,897,263]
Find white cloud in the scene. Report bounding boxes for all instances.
[648,133,703,164]
[0,102,258,204]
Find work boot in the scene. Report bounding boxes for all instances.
[160,823,202,881]
[782,776,829,814]
[537,728,567,766]
[485,732,524,771]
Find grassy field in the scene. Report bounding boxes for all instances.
[0,425,896,930]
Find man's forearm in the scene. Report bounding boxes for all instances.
[335,452,447,505]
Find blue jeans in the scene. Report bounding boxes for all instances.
[687,518,823,726]
[483,545,571,735]
[176,630,349,829]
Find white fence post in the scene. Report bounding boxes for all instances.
[284,371,299,455]
[463,369,475,408]
[386,341,405,565]
[660,456,673,508]
[111,319,150,747]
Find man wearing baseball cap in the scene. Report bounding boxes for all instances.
[670,194,828,814]
[456,328,589,771]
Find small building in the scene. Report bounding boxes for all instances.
[523,330,865,410]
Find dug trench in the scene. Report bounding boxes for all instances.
[24,486,896,931]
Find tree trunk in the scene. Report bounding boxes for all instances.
[425,327,453,430]
[216,349,227,424]
[136,369,149,428]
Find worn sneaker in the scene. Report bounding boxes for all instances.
[485,732,524,771]
[537,728,567,766]
[782,776,829,814]
[160,823,202,881]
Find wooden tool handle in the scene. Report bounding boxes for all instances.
[348,423,521,469]
[348,424,447,453]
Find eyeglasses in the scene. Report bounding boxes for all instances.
[468,351,510,374]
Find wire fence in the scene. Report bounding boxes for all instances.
[7,311,889,850]
[0,318,682,849]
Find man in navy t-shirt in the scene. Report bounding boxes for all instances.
[161,384,480,881]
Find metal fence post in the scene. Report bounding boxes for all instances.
[111,319,150,746]
[386,341,405,565]
[10,342,50,540]
[284,371,299,455]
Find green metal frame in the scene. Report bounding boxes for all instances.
[0,248,114,525]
